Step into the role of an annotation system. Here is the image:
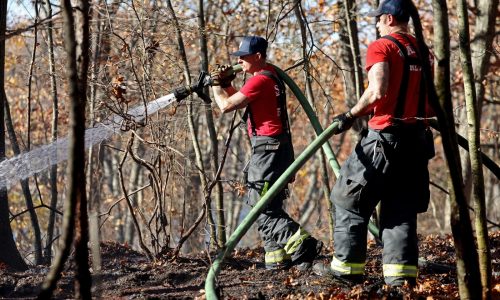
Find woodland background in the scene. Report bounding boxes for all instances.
[0,0,498,298]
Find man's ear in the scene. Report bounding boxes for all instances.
[387,14,397,26]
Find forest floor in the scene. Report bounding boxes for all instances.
[1,231,499,299]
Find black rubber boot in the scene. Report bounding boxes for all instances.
[265,259,291,270]
[312,262,364,285]
[292,239,323,271]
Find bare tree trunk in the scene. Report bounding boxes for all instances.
[338,8,356,107]
[41,0,60,265]
[341,0,363,101]
[0,0,28,273]
[319,151,334,241]
[16,0,44,266]
[225,127,244,235]
[165,0,217,249]
[470,1,498,296]
[299,160,319,225]
[456,1,491,298]
[26,1,39,151]
[430,1,481,299]
[294,1,334,243]
[198,0,226,247]
[88,0,121,267]
[73,1,91,297]
[38,0,91,298]
[87,0,104,280]
[471,0,498,120]
[341,0,366,135]
[4,97,43,265]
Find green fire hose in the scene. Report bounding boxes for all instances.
[204,65,379,300]
[271,65,378,238]
[270,64,341,173]
[205,120,340,300]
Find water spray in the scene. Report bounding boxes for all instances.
[0,65,243,189]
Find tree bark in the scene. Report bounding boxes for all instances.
[38,0,91,298]
[293,1,333,241]
[340,0,366,135]
[456,0,491,298]
[166,0,217,249]
[429,1,481,299]
[198,0,226,247]
[0,98,28,273]
[470,1,498,296]
[0,0,29,273]
[15,0,43,267]
[41,0,60,265]
[4,97,43,265]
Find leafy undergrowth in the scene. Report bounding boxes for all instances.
[1,232,499,299]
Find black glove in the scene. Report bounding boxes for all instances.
[211,64,236,88]
[332,110,356,134]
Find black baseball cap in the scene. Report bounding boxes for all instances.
[367,0,409,20]
[231,36,268,57]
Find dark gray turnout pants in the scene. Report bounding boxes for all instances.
[245,133,312,265]
[330,127,432,284]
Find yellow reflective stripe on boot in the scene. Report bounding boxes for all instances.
[265,249,291,264]
[330,256,365,275]
[284,227,311,255]
[383,264,417,277]
[260,182,270,197]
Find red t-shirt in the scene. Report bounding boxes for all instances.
[240,65,283,136]
[366,33,434,130]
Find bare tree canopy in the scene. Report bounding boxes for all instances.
[0,0,498,298]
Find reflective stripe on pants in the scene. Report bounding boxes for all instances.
[383,264,417,278]
[265,249,291,264]
[284,227,310,255]
[330,256,365,275]
[260,181,270,197]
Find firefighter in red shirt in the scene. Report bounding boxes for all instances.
[211,36,323,270]
[313,0,435,287]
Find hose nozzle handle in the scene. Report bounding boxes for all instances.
[173,71,211,101]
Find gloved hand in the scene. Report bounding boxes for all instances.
[332,110,356,134]
[211,64,236,88]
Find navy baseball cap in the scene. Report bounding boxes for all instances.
[367,0,409,19]
[231,36,268,57]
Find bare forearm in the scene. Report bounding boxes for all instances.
[212,86,246,113]
[350,90,379,116]
[350,62,389,117]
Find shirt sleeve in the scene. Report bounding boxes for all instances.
[366,39,391,71]
[239,75,268,103]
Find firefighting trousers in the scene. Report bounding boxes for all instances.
[330,128,431,284]
[245,134,313,265]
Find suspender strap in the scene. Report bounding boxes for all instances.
[398,34,427,123]
[259,70,291,137]
[381,35,411,120]
[241,106,256,136]
[382,34,426,126]
[417,74,426,120]
[243,70,291,138]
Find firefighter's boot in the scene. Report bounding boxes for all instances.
[264,249,291,270]
[312,261,364,285]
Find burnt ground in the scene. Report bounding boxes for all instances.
[1,231,499,299]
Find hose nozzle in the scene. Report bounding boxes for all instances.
[172,65,243,101]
